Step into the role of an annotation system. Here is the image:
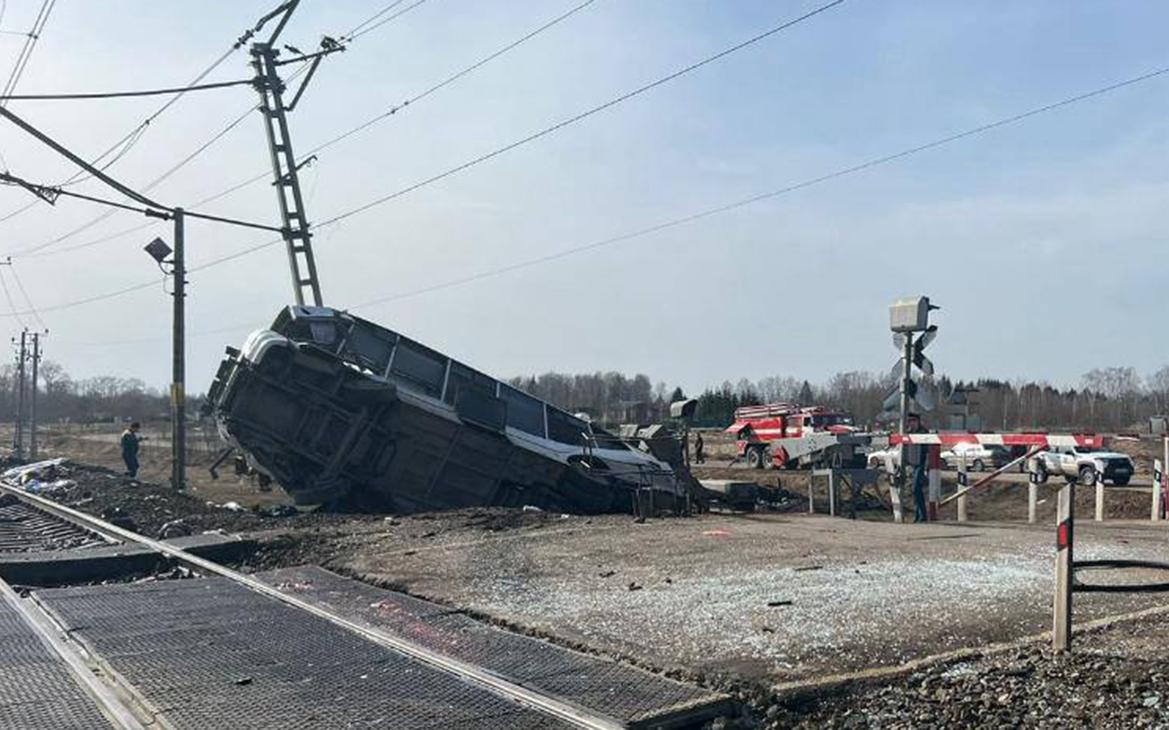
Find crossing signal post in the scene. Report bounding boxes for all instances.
[888,296,940,519]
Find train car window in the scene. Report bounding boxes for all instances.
[444,362,497,405]
[500,385,546,437]
[343,324,396,373]
[389,340,446,397]
[547,408,589,446]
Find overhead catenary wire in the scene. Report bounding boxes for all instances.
[341,0,430,42]
[9,63,1165,326]
[14,61,316,258]
[0,77,255,101]
[30,0,829,256]
[0,2,271,225]
[6,262,45,330]
[316,0,847,228]
[0,265,25,329]
[14,0,598,258]
[0,0,56,110]
[14,105,258,258]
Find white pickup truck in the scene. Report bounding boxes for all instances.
[1029,446,1134,486]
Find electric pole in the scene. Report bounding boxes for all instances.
[29,331,40,460]
[897,331,914,492]
[13,330,26,459]
[172,208,186,490]
[248,0,342,307]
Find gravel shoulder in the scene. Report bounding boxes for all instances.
[338,512,1169,688]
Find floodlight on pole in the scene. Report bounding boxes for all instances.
[143,217,186,491]
[144,237,172,264]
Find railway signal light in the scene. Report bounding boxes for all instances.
[886,301,939,417]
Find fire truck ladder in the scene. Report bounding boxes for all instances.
[250,2,327,307]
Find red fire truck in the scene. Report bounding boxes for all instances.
[724,403,857,469]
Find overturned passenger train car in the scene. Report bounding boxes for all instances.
[205,306,685,513]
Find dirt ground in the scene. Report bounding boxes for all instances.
[12,437,1169,727]
[34,426,294,509]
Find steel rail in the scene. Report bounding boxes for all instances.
[0,480,623,730]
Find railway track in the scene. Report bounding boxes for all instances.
[0,479,728,729]
[0,495,110,553]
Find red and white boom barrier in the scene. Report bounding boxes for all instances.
[889,432,1104,449]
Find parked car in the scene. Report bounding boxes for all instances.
[940,443,1012,472]
[1029,446,1134,486]
[866,446,898,471]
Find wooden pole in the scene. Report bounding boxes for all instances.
[1028,482,1038,524]
[1053,481,1074,652]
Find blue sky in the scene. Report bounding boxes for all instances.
[0,0,1164,395]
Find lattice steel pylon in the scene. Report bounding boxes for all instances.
[249,0,328,307]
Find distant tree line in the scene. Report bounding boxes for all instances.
[514,366,1169,433]
[3,360,1164,434]
[507,372,683,425]
[0,360,169,425]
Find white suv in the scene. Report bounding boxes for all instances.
[1029,447,1134,486]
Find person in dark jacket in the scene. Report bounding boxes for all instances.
[906,414,929,522]
[694,432,705,464]
[121,422,144,478]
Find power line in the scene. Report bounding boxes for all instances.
[0,0,56,109]
[0,265,25,329]
[14,106,257,258]
[316,0,847,228]
[6,262,45,330]
[342,0,430,42]
[342,0,407,39]
[0,5,261,225]
[0,77,254,101]
[17,60,1164,328]
[16,62,316,258]
[13,0,598,258]
[345,67,1169,309]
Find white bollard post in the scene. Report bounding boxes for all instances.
[808,475,815,514]
[888,480,903,523]
[1053,481,1074,652]
[1028,482,1038,524]
[1095,480,1105,522]
[956,455,968,522]
[1154,458,1164,522]
[927,445,941,521]
[827,471,836,517]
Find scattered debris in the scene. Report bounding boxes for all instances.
[255,504,298,518]
[100,506,137,533]
[766,600,792,607]
[157,519,191,540]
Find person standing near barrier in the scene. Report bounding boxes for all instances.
[694,432,705,464]
[121,422,146,479]
[906,413,929,522]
